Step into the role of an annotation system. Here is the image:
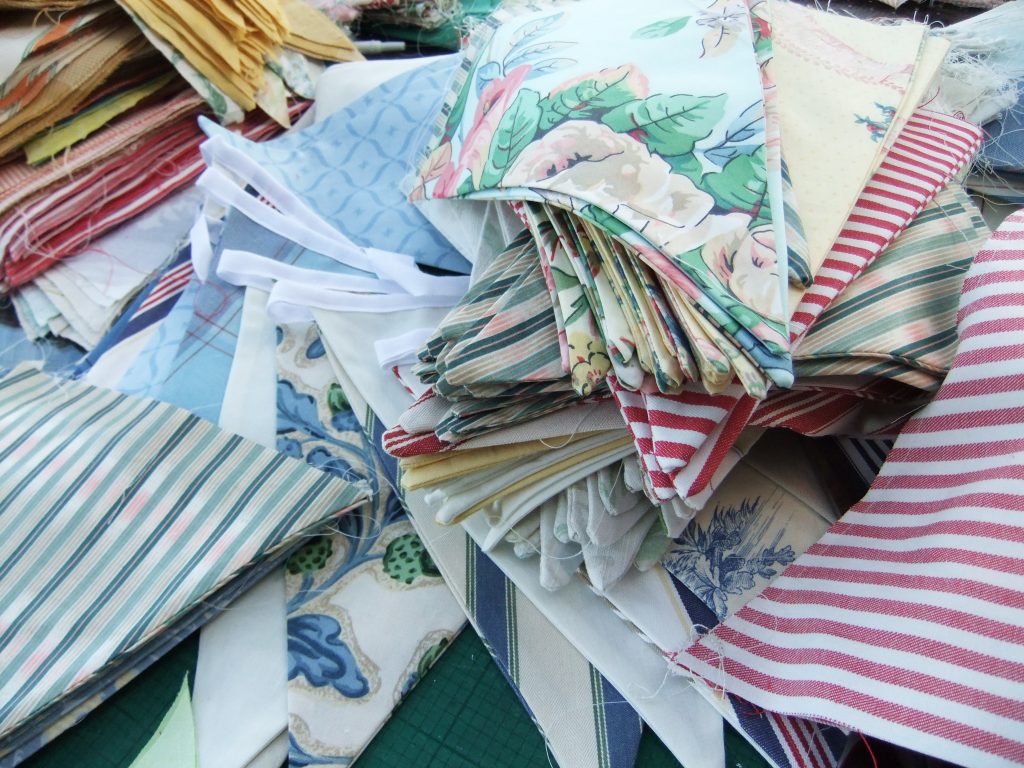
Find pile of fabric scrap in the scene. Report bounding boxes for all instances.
[0,0,360,349]
[0,0,1022,767]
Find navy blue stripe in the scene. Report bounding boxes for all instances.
[728,698,791,768]
[599,674,642,768]
[472,544,510,669]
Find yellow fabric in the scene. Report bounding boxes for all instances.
[0,25,145,157]
[280,0,361,61]
[771,0,926,278]
[115,0,360,117]
[120,0,257,109]
[447,436,635,524]
[400,435,596,490]
[23,73,175,165]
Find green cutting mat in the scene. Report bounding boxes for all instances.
[23,625,767,768]
[363,628,767,768]
[360,628,550,767]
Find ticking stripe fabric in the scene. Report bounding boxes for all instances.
[788,110,983,343]
[0,366,366,760]
[463,537,643,768]
[675,211,1024,767]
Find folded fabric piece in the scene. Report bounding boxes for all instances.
[618,110,984,505]
[412,0,794,397]
[274,323,465,766]
[0,364,366,763]
[677,210,1024,768]
[402,230,590,444]
[502,458,721,593]
[794,184,990,390]
[115,0,361,120]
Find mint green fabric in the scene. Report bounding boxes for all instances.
[128,678,196,768]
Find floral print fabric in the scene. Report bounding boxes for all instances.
[413,0,792,397]
[276,323,465,767]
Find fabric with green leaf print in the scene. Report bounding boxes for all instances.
[413,0,793,398]
[276,323,465,767]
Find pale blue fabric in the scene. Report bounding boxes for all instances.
[200,56,470,275]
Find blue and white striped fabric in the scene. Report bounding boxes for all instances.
[74,243,194,380]
[0,365,366,764]
[464,536,643,768]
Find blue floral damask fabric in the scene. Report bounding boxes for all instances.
[275,323,465,767]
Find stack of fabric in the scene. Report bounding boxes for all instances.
[383,0,985,550]
[0,0,1022,767]
[0,0,361,351]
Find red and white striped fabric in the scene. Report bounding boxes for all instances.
[0,102,302,290]
[138,259,194,314]
[674,210,1024,768]
[382,424,450,458]
[620,109,983,505]
[789,109,983,341]
[606,375,677,500]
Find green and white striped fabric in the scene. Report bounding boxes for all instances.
[0,365,366,761]
[794,185,991,390]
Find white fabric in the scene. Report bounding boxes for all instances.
[219,287,279,446]
[539,498,583,591]
[375,327,436,368]
[193,289,286,768]
[192,574,288,768]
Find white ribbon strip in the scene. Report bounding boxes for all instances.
[374,327,435,368]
